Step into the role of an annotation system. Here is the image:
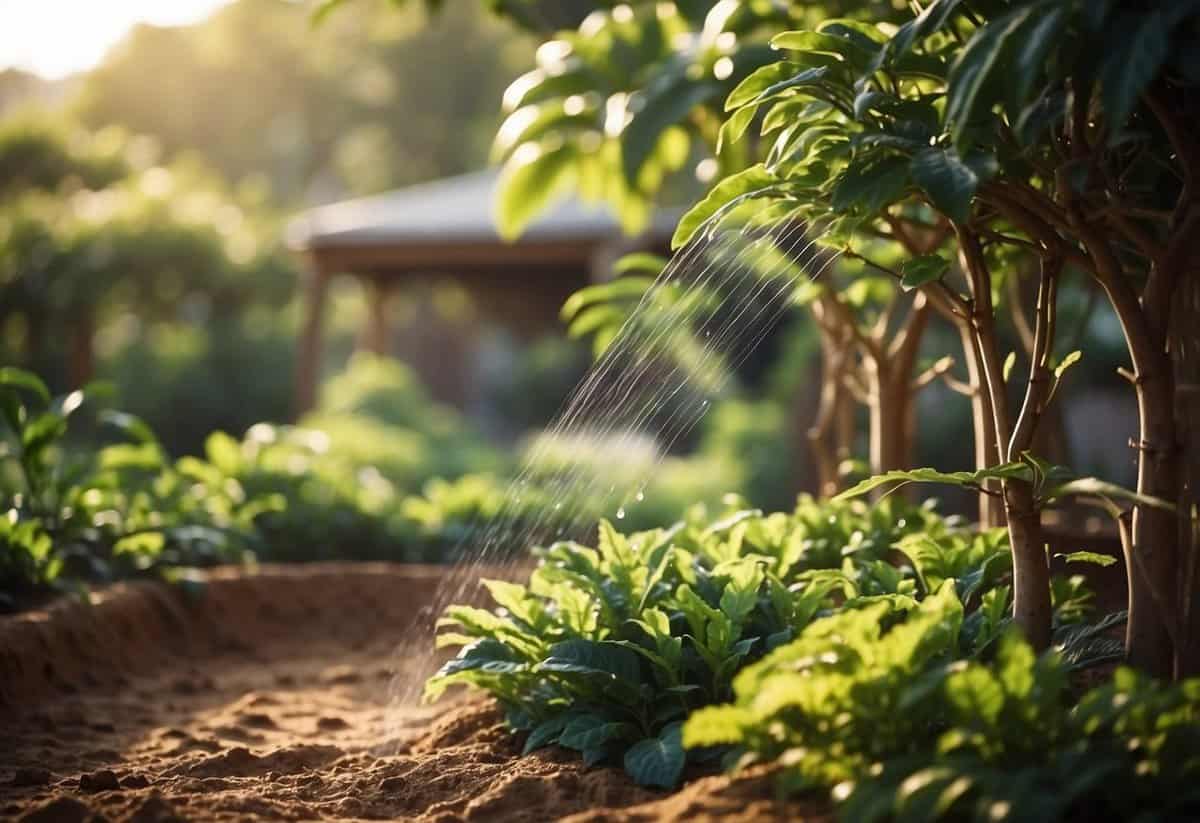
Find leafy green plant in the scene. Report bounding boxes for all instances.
[426,498,962,787]
[0,368,273,606]
[684,584,1200,822]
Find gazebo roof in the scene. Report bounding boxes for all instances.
[288,169,677,267]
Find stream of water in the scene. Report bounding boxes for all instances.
[388,212,839,709]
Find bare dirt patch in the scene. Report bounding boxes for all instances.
[0,564,810,821]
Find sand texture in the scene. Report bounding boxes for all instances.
[0,564,813,822]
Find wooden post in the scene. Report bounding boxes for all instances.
[360,279,394,356]
[68,306,95,388]
[294,259,331,418]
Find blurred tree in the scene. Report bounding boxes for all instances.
[75,0,532,205]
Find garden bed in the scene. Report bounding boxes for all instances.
[0,564,807,822]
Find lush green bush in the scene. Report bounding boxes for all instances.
[190,355,506,564]
[0,368,275,608]
[426,497,1197,819]
[425,497,952,787]
[686,592,1200,821]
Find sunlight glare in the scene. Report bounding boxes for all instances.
[1,0,232,79]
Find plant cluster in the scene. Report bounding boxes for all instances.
[0,368,275,608]
[477,0,1200,677]
[427,497,980,786]
[686,588,1200,821]
[429,500,1200,819]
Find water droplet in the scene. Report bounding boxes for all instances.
[616,507,626,520]
[554,502,562,511]
[635,491,644,502]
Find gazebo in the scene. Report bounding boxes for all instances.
[286,169,675,414]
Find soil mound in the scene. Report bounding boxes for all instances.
[0,564,807,821]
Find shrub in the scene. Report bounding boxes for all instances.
[0,368,274,607]
[425,498,956,787]
[685,589,1200,821]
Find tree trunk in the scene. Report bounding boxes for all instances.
[1127,362,1180,677]
[955,314,1003,527]
[808,323,851,497]
[959,230,1053,648]
[1005,478,1052,649]
[1071,217,1179,677]
[68,308,95,388]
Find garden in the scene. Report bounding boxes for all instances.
[1,0,1199,821]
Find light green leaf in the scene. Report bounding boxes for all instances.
[1002,351,1016,382]
[834,463,1031,501]
[1056,551,1118,568]
[1053,350,1082,379]
[671,165,777,249]
[0,367,50,405]
[682,705,751,748]
[1046,477,1176,511]
[495,142,578,240]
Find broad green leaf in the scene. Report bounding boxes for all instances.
[911,148,979,223]
[613,253,667,276]
[944,664,1004,726]
[769,31,874,73]
[900,255,949,290]
[717,104,758,153]
[1101,10,1169,133]
[623,723,685,788]
[0,367,50,405]
[835,463,1031,501]
[558,714,637,751]
[1046,477,1176,511]
[945,7,1035,147]
[831,155,910,216]
[20,412,67,458]
[205,431,243,475]
[1006,7,1067,117]
[99,410,159,445]
[539,639,643,683]
[671,165,778,249]
[622,77,715,185]
[726,62,802,111]
[880,0,964,67]
[495,142,578,240]
[560,276,654,321]
[523,715,568,754]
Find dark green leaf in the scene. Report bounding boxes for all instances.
[831,155,910,216]
[1102,11,1169,132]
[911,147,979,223]
[900,255,950,290]
[0,367,50,406]
[623,723,685,788]
[622,76,715,186]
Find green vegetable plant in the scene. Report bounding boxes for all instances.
[427,498,992,788]
[0,367,275,605]
[684,584,1200,822]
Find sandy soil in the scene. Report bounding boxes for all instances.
[0,564,813,822]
